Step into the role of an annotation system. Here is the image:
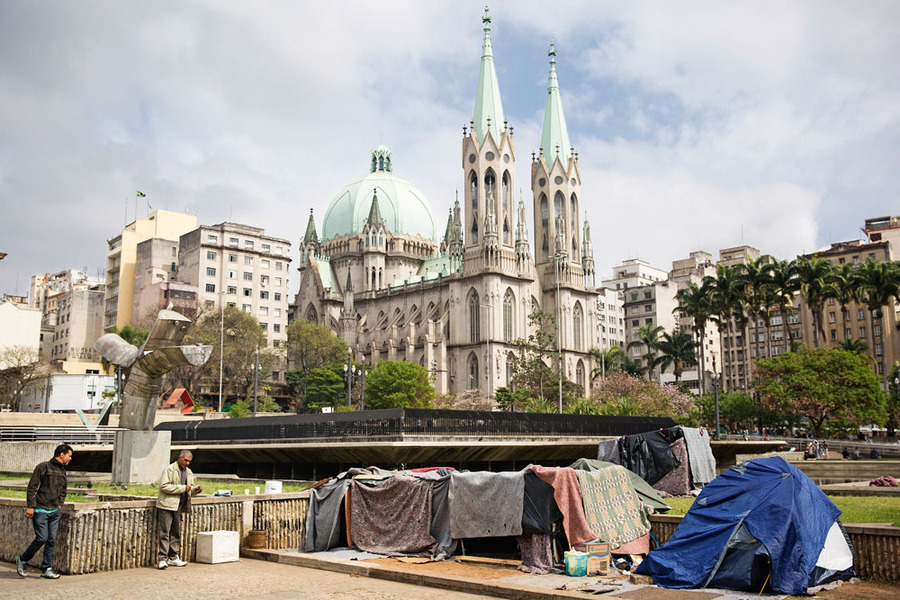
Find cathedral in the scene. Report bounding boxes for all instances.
[294,9,599,397]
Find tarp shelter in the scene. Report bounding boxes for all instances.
[568,458,670,513]
[162,388,194,414]
[635,457,855,595]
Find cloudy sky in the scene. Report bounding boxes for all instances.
[2,0,898,298]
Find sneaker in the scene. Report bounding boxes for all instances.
[157,560,168,570]
[15,556,26,578]
[166,556,187,567]
[40,568,60,580]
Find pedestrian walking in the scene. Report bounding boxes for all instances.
[156,450,201,570]
[16,443,73,580]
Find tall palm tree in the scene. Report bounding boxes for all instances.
[656,329,698,383]
[588,345,623,382]
[795,256,836,348]
[833,263,863,345]
[627,323,666,381]
[674,281,713,394]
[704,264,743,391]
[739,256,774,384]
[856,259,900,371]
[769,258,799,351]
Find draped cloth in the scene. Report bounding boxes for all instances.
[449,470,524,539]
[653,438,691,497]
[304,477,350,552]
[596,438,621,463]
[516,533,553,574]
[530,465,594,546]
[350,474,436,556]
[408,468,458,560]
[576,466,650,549]
[682,427,717,486]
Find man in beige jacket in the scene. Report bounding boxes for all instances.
[156,450,202,569]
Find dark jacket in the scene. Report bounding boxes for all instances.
[26,458,68,510]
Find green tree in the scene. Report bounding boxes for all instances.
[674,280,713,393]
[626,323,666,380]
[293,366,345,412]
[887,362,900,434]
[656,329,698,383]
[769,259,799,351]
[696,391,759,434]
[739,256,775,382]
[755,347,887,437]
[590,371,697,424]
[795,256,836,348]
[365,361,434,409]
[0,346,51,411]
[286,319,347,373]
[856,258,900,366]
[510,310,573,406]
[704,264,744,391]
[494,386,529,411]
[838,338,870,356]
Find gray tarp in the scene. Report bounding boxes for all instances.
[449,470,524,539]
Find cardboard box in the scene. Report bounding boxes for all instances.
[573,541,610,575]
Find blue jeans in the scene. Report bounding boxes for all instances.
[20,509,60,572]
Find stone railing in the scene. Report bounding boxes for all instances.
[0,492,309,574]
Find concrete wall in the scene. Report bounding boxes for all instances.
[0,442,59,473]
[0,492,308,574]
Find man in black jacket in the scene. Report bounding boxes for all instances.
[16,443,73,579]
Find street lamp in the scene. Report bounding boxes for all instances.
[712,352,720,440]
[252,345,259,414]
[555,249,566,414]
[343,347,356,407]
[360,362,368,411]
[218,291,225,413]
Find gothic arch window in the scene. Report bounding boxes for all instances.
[378,267,383,289]
[540,193,548,231]
[576,359,585,392]
[379,156,384,170]
[502,171,511,208]
[502,218,510,245]
[411,305,419,325]
[570,193,578,231]
[503,289,515,342]
[554,191,564,224]
[573,301,584,351]
[471,220,479,244]
[468,352,479,389]
[469,171,478,214]
[531,296,540,317]
[541,234,549,260]
[484,169,496,201]
[371,268,376,290]
[506,352,516,385]
[572,237,578,259]
[468,289,481,343]
[377,310,386,330]
[305,305,318,324]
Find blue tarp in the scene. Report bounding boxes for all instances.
[635,456,843,595]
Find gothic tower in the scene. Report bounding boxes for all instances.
[461,7,517,272]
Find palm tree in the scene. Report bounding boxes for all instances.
[795,256,836,348]
[704,264,743,391]
[674,281,713,394]
[739,256,774,383]
[856,259,900,371]
[627,323,666,381]
[769,258,799,351]
[656,329,698,383]
[838,338,869,354]
[833,262,863,345]
[588,345,623,382]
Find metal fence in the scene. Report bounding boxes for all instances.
[0,426,123,445]
[156,409,676,443]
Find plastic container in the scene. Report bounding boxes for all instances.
[564,550,588,577]
[264,480,283,494]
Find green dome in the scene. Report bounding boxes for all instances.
[322,146,437,241]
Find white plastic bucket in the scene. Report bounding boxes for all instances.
[264,480,283,494]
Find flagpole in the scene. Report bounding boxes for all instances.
[134,193,138,224]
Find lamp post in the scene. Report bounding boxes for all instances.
[218,291,225,413]
[360,363,368,411]
[555,250,566,414]
[712,352,720,440]
[343,347,355,407]
[252,345,259,414]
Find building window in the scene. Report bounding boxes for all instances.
[243,272,252,281]
[644,305,653,312]
[206,267,216,276]
[228,254,238,263]
[274,292,281,301]
[275,246,283,255]
[573,302,584,351]
[576,360,585,390]
[860,327,866,338]
[788,315,800,324]
[644,291,651,300]
[243,288,251,297]
[273,324,280,333]
[858,309,865,320]
[845,328,852,339]
[468,353,479,389]
[645,318,653,325]
[260,322,267,330]
[503,290,514,342]
[274,308,281,317]
[271,370,280,381]
[274,277,282,286]
[260,306,268,316]
[829,312,836,323]
[261,275,270,285]
[229,238,239,247]
[830,330,837,341]
[469,290,481,343]
[770,316,782,326]
[245,240,254,249]
[242,304,251,313]
[632,319,639,327]
[875,343,883,356]
[244,256,253,265]
[207,234,218,244]
[874,325,882,336]
[261,259,270,268]
[206,251,216,260]
[205,283,215,293]
[276,262,283,271]
[260,291,269,299]
[262,244,271,253]
[227,286,236,295]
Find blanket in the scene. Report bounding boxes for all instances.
[531,465,594,546]
[517,533,553,574]
[682,427,717,486]
[652,438,691,497]
[576,466,650,548]
[449,470,524,539]
[350,474,436,556]
[304,477,350,552]
[408,468,458,559]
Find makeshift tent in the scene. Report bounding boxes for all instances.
[635,457,855,595]
[568,458,670,513]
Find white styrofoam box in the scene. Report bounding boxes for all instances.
[264,480,282,494]
[195,530,240,564]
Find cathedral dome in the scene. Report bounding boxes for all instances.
[321,146,437,241]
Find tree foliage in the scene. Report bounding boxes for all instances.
[755,347,887,437]
[286,319,347,373]
[365,360,434,409]
[0,345,51,410]
[589,371,697,423]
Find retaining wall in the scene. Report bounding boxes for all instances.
[0,442,62,473]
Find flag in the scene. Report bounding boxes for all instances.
[136,191,146,197]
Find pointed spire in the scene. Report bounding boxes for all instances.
[366,190,383,227]
[345,268,353,293]
[303,208,318,243]
[540,41,572,170]
[515,194,531,270]
[472,6,505,146]
[581,216,595,287]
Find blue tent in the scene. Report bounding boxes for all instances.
[635,457,855,595]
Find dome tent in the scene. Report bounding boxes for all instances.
[635,456,855,595]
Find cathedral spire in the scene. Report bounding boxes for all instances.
[581,216,595,287]
[472,6,505,146]
[540,41,572,170]
[303,208,318,243]
[366,190,383,227]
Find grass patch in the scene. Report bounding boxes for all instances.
[662,495,900,525]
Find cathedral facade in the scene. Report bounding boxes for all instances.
[294,10,599,397]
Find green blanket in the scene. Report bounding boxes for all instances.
[576,465,651,548]
[569,458,671,513]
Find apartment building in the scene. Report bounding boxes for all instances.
[596,286,625,352]
[104,209,197,333]
[47,283,106,373]
[0,299,41,369]
[132,238,199,325]
[178,223,292,354]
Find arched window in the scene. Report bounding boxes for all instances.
[468,353,479,390]
[506,352,516,385]
[541,234,549,260]
[576,360,585,392]
[502,171,511,208]
[573,302,584,351]
[305,305,318,324]
[469,171,478,214]
[471,220,479,244]
[503,289,515,342]
[502,218,510,245]
[570,193,578,231]
[540,193,548,231]
[484,169,496,201]
[469,290,481,343]
[554,191,564,225]
[379,156,384,170]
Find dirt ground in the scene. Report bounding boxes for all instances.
[804,579,900,599]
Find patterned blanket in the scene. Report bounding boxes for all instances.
[350,474,436,556]
[531,465,594,546]
[576,465,650,548]
[653,438,691,497]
